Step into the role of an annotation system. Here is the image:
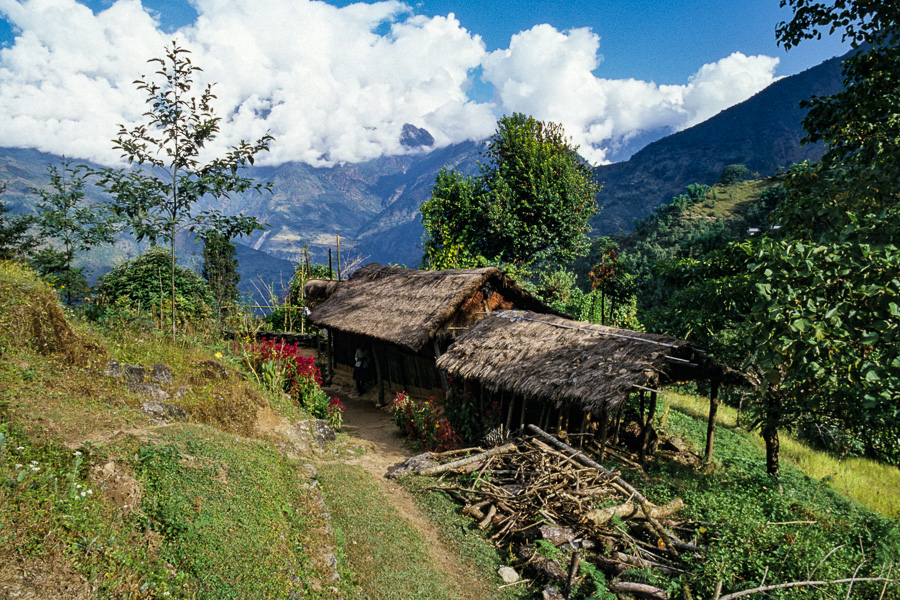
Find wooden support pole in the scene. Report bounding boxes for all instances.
[371,343,385,407]
[639,389,646,427]
[704,380,721,462]
[518,396,527,430]
[598,406,609,463]
[639,391,658,464]
[505,393,515,432]
[337,236,341,281]
[613,398,624,446]
[432,340,449,395]
[328,248,333,279]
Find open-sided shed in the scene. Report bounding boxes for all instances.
[435,310,739,461]
[305,264,559,402]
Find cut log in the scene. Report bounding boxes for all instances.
[585,498,685,526]
[403,442,517,477]
[608,581,668,599]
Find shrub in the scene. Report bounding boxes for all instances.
[391,392,459,451]
[717,164,751,185]
[237,337,343,429]
[95,246,214,324]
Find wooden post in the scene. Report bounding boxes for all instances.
[432,340,449,395]
[704,380,721,462]
[613,397,625,445]
[504,393,515,432]
[598,406,609,462]
[639,389,646,427]
[639,391,658,464]
[371,343,385,407]
[328,248,333,279]
[518,396,527,430]
[336,235,342,281]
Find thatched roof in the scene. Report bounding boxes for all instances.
[435,310,726,415]
[306,264,559,352]
[302,279,342,310]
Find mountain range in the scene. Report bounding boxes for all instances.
[0,49,848,298]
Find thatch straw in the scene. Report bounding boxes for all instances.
[436,310,722,415]
[306,263,557,352]
[302,279,341,310]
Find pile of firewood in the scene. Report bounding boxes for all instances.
[394,425,703,600]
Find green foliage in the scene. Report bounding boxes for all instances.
[443,383,502,446]
[422,113,598,269]
[94,43,272,337]
[717,164,751,185]
[200,230,240,320]
[96,246,214,323]
[391,392,460,451]
[27,161,118,304]
[0,183,35,260]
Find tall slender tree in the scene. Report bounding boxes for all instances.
[96,42,272,338]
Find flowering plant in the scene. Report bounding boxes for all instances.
[391,392,459,451]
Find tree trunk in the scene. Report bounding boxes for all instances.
[704,380,720,462]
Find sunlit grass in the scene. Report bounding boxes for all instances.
[664,389,900,518]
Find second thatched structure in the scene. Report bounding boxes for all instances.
[436,310,737,461]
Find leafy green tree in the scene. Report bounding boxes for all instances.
[717,164,750,185]
[97,246,214,323]
[0,183,36,260]
[95,43,272,337]
[201,230,240,321]
[28,161,118,304]
[421,113,598,269]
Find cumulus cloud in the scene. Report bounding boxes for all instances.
[482,25,780,164]
[0,0,779,167]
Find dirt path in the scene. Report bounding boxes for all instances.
[322,372,496,600]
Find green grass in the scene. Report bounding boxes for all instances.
[663,389,900,518]
[317,462,462,600]
[402,475,532,600]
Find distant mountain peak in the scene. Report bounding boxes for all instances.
[400,123,435,148]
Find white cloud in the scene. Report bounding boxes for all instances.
[482,25,779,164]
[0,1,779,167]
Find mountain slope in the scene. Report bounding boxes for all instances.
[591,51,847,235]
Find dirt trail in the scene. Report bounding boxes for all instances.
[322,372,496,600]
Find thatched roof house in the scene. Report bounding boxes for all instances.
[304,264,560,400]
[436,310,725,416]
[306,264,559,353]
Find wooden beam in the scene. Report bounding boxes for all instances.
[639,391,658,465]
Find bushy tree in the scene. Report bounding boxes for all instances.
[0,183,35,260]
[421,113,598,269]
[95,43,272,337]
[201,230,240,320]
[97,246,214,323]
[27,161,118,304]
[717,164,750,185]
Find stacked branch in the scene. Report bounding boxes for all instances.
[397,426,699,598]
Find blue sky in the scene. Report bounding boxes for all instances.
[0,0,849,166]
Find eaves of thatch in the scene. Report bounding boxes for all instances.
[306,264,561,353]
[302,278,342,311]
[435,310,731,416]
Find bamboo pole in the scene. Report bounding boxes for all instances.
[336,235,341,281]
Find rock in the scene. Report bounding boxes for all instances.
[498,567,519,584]
[148,364,173,385]
[294,419,336,450]
[104,359,146,382]
[385,452,438,479]
[542,585,565,600]
[128,382,169,401]
[141,401,188,424]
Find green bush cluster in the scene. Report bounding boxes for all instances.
[93,246,214,324]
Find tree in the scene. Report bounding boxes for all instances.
[201,230,240,322]
[0,183,35,260]
[96,42,272,337]
[28,161,118,304]
[421,113,598,269]
[717,164,750,185]
[97,246,214,323]
[653,2,900,475]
